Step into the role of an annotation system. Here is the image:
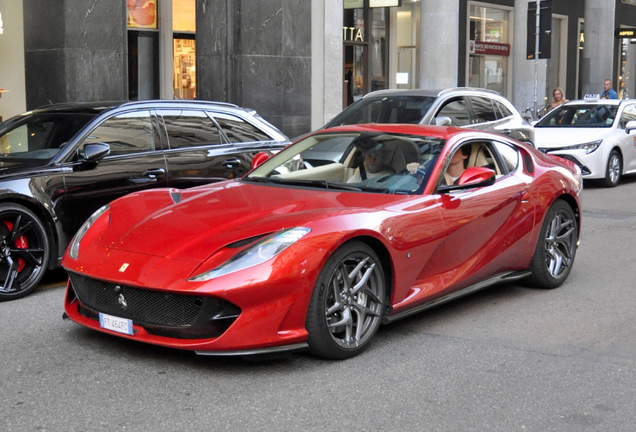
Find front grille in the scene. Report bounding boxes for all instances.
[68,272,241,339]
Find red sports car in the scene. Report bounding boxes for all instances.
[62,124,582,359]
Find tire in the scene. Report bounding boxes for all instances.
[0,203,50,301]
[306,241,386,359]
[602,149,622,188]
[525,200,578,289]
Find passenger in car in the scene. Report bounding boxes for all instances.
[407,145,471,186]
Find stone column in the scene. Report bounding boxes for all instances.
[23,0,126,109]
[311,0,343,129]
[419,0,459,89]
[581,0,616,96]
[512,0,547,115]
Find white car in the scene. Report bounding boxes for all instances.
[534,96,636,187]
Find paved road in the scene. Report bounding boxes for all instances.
[2,177,636,431]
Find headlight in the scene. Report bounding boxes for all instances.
[189,227,311,281]
[68,204,110,260]
[562,139,602,154]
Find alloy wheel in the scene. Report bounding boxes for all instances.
[544,208,576,279]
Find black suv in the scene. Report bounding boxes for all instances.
[0,100,289,299]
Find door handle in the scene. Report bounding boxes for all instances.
[142,168,166,179]
[521,191,530,203]
[222,158,242,168]
[501,129,512,135]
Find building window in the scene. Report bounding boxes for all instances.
[173,0,196,100]
[468,3,511,98]
[343,1,390,108]
[396,2,420,90]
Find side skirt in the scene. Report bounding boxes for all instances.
[384,270,531,324]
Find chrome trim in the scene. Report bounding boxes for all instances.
[195,342,309,357]
[385,271,531,323]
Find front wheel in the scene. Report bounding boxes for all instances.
[602,149,622,188]
[0,203,50,301]
[306,241,386,359]
[525,200,578,289]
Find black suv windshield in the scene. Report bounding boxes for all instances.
[0,112,98,161]
[326,96,436,127]
[535,104,618,128]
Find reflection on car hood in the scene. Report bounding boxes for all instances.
[534,128,611,148]
[99,181,405,261]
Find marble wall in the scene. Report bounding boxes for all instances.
[197,0,312,138]
[23,0,126,109]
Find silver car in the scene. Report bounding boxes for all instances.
[326,88,534,146]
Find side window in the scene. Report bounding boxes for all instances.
[492,141,520,174]
[619,104,636,129]
[79,110,156,157]
[494,100,513,119]
[158,109,223,149]
[469,96,498,124]
[436,98,471,126]
[211,113,272,143]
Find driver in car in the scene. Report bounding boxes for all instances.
[407,145,470,186]
[347,141,394,183]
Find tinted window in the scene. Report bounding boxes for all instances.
[437,98,471,126]
[470,96,498,123]
[212,113,271,143]
[0,112,98,160]
[619,104,636,129]
[535,104,618,128]
[326,96,436,126]
[79,111,156,156]
[494,100,513,119]
[492,141,519,173]
[158,110,223,149]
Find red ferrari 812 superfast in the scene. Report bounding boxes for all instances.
[63,124,582,359]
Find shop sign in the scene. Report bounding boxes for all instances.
[474,41,510,57]
[615,28,636,39]
[370,0,401,7]
[343,27,364,42]
[344,0,364,9]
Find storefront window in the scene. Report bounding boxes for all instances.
[396,2,419,90]
[468,4,510,97]
[343,2,389,108]
[618,32,636,99]
[174,38,196,99]
[173,0,195,32]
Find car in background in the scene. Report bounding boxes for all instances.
[0,99,289,300]
[62,124,581,360]
[325,88,534,146]
[534,95,636,187]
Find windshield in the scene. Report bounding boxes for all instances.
[244,132,445,195]
[535,104,618,128]
[326,96,436,127]
[0,112,98,161]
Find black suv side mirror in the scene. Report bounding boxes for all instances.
[79,143,110,162]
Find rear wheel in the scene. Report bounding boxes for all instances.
[306,241,386,359]
[602,149,621,188]
[0,203,49,301]
[525,200,577,289]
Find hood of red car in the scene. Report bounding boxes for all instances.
[99,181,404,261]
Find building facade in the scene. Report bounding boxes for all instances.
[1,0,636,135]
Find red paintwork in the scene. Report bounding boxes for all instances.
[62,124,582,353]
[457,166,496,186]
[251,152,270,169]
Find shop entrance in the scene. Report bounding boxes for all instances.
[173,35,196,100]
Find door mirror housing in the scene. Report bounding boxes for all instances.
[439,166,496,193]
[251,152,270,169]
[79,143,110,162]
[625,120,636,134]
[435,116,452,126]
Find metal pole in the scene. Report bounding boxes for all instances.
[534,0,540,117]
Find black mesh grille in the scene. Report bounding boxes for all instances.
[68,272,202,327]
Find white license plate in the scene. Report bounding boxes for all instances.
[99,313,133,335]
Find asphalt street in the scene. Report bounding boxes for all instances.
[1,176,636,431]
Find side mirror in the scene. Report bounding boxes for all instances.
[625,120,636,134]
[435,116,452,126]
[79,143,110,162]
[251,152,270,169]
[456,166,496,186]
